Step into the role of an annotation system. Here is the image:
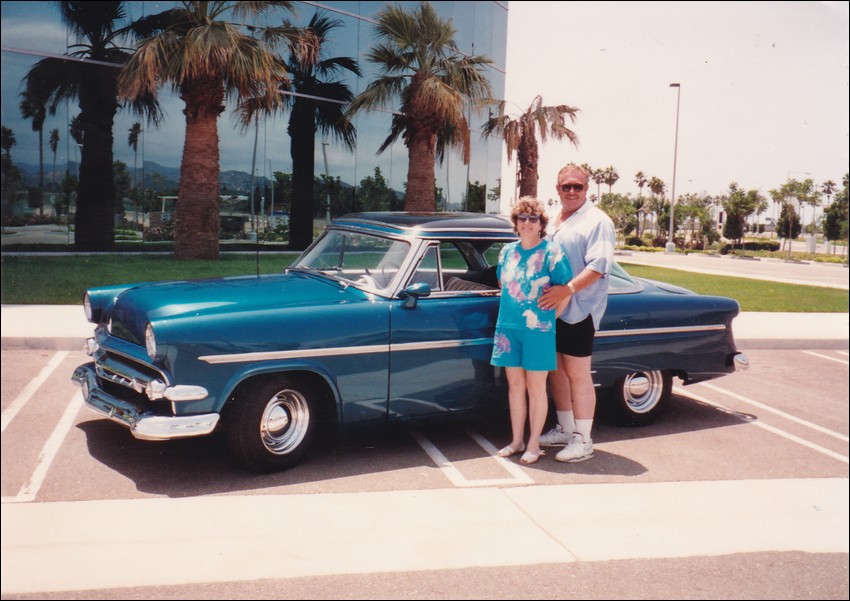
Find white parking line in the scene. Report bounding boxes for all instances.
[9,391,84,503]
[410,430,534,487]
[803,350,849,364]
[692,382,849,442]
[1,351,68,433]
[676,387,849,464]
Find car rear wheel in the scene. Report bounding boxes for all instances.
[603,370,672,426]
[226,376,318,472]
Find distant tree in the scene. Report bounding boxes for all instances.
[598,192,636,246]
[49,128,60,191]
[113,160,131,217]
[1,126,21,210]
[823,173,848,254]
[647,176,666,236]
[347,2,493,212]
[487,179,501,214]
[591,168,605,201]
[482,95,579,198]
[769,178,819,252]
[602,166,619,193]
[464,180,486,213]
[356,167,394,212]
[19,89,47,202]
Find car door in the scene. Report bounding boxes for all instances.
[387,242,503,420]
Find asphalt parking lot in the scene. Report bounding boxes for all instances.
[1,345,848,599]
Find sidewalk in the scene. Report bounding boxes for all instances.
[2,304,847,350]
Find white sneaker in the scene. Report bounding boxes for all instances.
[539,424,574,446]
[555,433,594,463]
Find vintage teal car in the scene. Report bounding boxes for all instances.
[73,212,748,472]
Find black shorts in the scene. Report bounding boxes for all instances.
[556,315,596,357]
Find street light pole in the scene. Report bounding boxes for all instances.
[666,83,681,253]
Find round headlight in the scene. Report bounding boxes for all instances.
[83,292,93,322]
[145,323,157,360]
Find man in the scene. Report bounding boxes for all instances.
[538,163,615,462]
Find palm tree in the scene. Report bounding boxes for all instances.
[19,90,47,203]
[23,1,159,251]
[347,2,493,212]
[482,95,579,198]
[648,176,666,236]
[119,1,313,260]
[602,165,619,193]
[49,129,60,192]
[633,170,648,236]
[274,12,359,251]
[592,168,605,202]
[822,180,836,206]
[128,122,142,224]
[128,122,141,191]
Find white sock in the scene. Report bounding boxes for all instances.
[575,418,593,441]
[557,410,576,433]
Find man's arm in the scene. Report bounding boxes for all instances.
[538,268,604,311]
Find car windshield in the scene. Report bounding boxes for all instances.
[291,230,410,292]
[609,261,643,293]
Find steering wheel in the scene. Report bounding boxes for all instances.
[357,274,377,288]
[381,262,400,283]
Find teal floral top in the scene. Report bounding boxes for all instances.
[495,239,572,332]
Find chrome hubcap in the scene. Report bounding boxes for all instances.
[260,389,310,455]
[622,371,664,414]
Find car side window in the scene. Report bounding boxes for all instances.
[409,245,442,291]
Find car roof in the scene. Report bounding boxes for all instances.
[331,212,516,240]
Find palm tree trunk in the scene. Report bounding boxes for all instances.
[405,132,436,212]
[74,67,118,252]
[517,132,538,198]
[175,78,223,260]
[289,101,316,251]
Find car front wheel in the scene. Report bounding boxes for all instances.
[226,376,318,472]
[603,370,672,426]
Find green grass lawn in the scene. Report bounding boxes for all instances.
[1,253,847,312]
[619,263,848,313]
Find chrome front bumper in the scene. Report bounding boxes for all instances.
[72,363,219,441]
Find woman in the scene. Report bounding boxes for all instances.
[490,197,572,464]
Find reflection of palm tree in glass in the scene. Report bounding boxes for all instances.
[24,1,159,251]
[348,3,493,212]
[482,95,579,198]
[119,1,311,259]
[19,90,46,202]
[49,129,60,192]
[278,13,359,251]
[128,122,142,223]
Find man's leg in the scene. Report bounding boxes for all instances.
[555,353,595,462]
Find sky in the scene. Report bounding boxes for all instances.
[1,1,848,215]
[499,1,850,211]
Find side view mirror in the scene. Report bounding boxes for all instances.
[400,282,431,308]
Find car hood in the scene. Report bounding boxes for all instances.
[107,271,366,345]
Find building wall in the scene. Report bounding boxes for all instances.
[0,1,508,216]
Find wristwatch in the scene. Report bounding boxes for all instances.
[567,281,577,295]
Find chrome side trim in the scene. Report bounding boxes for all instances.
[198,337,493,365]
[595,324,727,338]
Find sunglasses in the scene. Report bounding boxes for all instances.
[515,214,541,223]
[560,183,585,193]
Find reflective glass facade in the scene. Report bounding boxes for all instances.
[1,1,508,222]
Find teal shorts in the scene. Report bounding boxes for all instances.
[490,327,557,372]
